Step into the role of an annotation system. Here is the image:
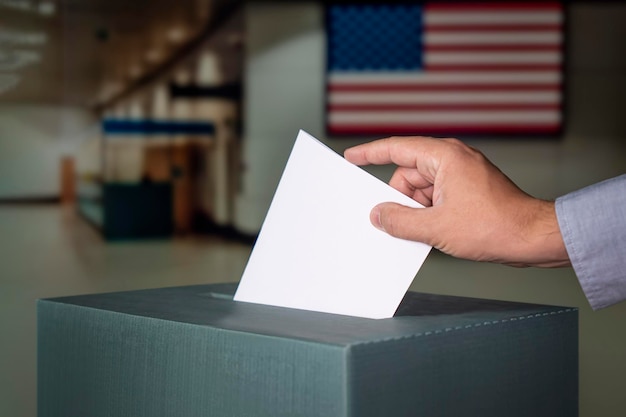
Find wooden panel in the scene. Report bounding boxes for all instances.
[60,156,75,204]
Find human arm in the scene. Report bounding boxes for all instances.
[343,136,571,268]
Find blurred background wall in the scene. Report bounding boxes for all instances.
[0,105,95,199]
[239,2,626,230]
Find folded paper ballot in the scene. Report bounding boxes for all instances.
[234,130,432,319]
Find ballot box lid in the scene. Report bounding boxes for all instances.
[42,283,576,347]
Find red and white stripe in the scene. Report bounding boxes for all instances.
[328,2,564,135]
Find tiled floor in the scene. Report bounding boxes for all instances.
[0,205,252,417]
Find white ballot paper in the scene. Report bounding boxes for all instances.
[234,130,432,319]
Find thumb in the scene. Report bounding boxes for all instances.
[371,202,437,244]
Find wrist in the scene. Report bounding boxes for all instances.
[525,199,571,268]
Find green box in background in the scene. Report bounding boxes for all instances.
[37,283,578,417]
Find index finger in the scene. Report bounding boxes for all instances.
[344,136,443,169]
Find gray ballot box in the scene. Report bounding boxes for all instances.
[38,283,578,417]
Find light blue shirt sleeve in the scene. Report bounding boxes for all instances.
[555,174,626,310]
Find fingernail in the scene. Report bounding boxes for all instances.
[371,205,383,230]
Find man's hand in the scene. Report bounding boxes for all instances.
[344,136,570,268]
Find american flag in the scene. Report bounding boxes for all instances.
[326,2,564,136]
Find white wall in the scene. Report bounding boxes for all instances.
[240,3,626,416]
[0,104,97,199]
[235,4,325,232]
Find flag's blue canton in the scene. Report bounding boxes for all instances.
[328,5,424,71]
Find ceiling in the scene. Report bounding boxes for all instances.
[0,0,241,108]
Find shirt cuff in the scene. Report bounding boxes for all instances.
[555,175,626,310]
